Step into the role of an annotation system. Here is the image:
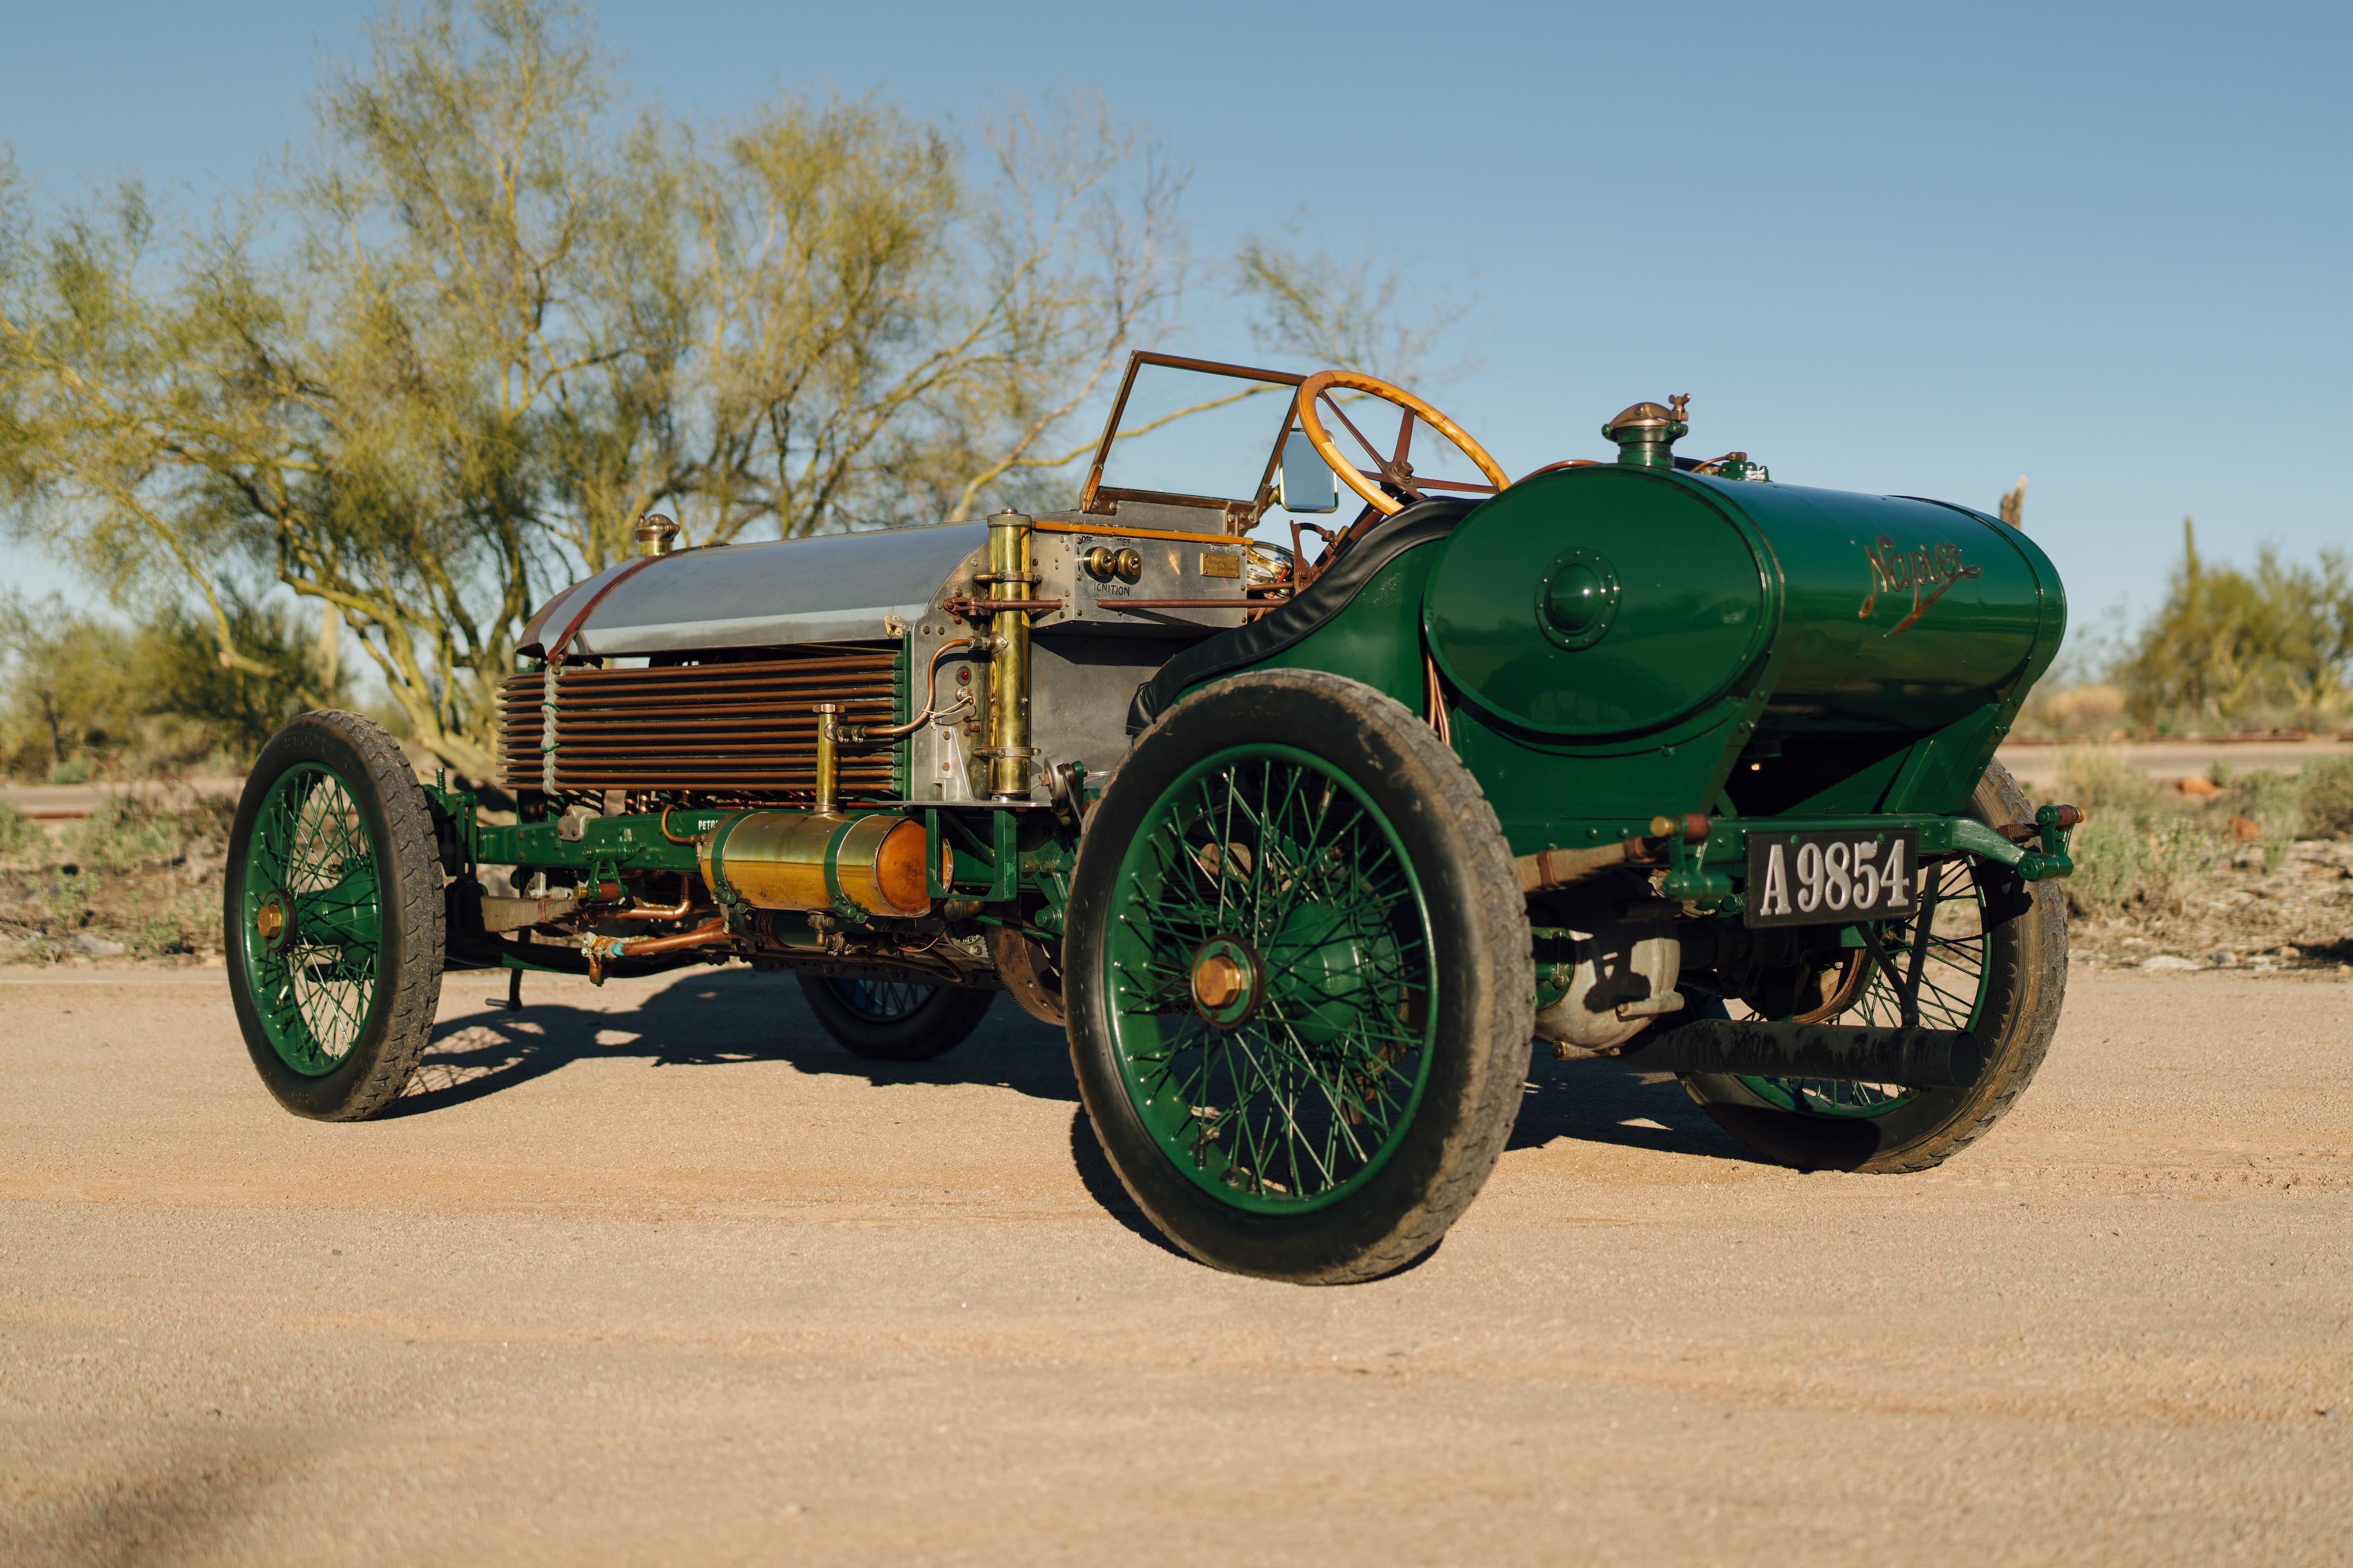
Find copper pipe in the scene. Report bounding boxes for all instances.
[1100,598,1255,611]
[619,917,727,953]
[605,874,701,918]
[1423,652,1453,747]
[584,917,729,959]
[854,638,973,740]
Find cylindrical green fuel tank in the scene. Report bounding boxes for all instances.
[1422,464,2065,740]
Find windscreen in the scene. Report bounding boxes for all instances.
[1091,360,1294,509]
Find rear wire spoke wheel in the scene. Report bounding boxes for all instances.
[1750,855,1990,1117]
[227,710,445,1120]
[1681,760,2067,1171]
[1067,670,1532,1284]
[796,972,994,1061]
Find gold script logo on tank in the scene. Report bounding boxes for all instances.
[1859,535,1983,634]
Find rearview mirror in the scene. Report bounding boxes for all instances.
[1276,431,1340,513]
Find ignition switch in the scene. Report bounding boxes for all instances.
[1082,546,1142,582]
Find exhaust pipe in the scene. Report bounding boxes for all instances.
[1621,1017,1982,1089]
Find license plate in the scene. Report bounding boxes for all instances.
[1744,828,1921,928]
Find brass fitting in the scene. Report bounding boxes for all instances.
[634,513,681,555]
[813,702,842,815]
[1602,397,1690,470]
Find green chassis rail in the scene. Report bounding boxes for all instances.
[420,775,2075,977]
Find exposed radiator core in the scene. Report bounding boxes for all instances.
[498,644,904,800]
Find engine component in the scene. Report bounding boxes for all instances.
[1531,875,1684,1055]
[698,811,937,920]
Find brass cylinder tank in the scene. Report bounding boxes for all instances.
[699,811,937,920]
[987,511,1034,800]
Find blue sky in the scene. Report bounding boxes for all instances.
[8,0,2348,650]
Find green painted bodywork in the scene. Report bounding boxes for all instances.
[1199,467,2064,862]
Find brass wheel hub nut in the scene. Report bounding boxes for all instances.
[253,896,294,953]
[1189,936,1262,1028]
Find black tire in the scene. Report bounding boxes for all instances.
[1066,669,1533,1284]
[1680,759,2068,1171]
[227,710,446,1120]
[796,973,995,1061]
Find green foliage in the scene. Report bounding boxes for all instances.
[2118,519,2353,727]
[0,590,333,776]
[140,596,343,765]
[0,595,140,776]
[2053,746,2353,916]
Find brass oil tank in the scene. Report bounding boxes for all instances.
[699,811,937,920]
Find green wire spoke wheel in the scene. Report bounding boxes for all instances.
[228,711,445,1120]
[796,972,995,1061]
[1105,745,1436,1214]
[1680,759,2067,1172]
[1067,670,1532,1284]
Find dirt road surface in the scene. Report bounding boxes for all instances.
[3,967,2348,1565]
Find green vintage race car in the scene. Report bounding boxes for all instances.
[225,352,2081,1283]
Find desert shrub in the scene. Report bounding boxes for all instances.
[67,798,181,869]
[0,801,40,859]
[127,915,188,956]
[2301,756,2353,839]
[169,888,224,954]
[2067,815,2214,920]
[2054,747,2177,831]
[2224,767,2303,844]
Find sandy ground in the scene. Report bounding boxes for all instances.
[2,965,2348,1566]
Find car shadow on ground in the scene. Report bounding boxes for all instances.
[395,966,1764,1184]
[1513,1052,1759,1165]
[399,966,1188,1253]
[394,966,1078,1118]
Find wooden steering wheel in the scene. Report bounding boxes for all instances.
[1294,369,1512,517]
